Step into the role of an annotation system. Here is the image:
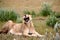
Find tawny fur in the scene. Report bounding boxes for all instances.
[0,20,15,34]
[9,15,44,37]
[0,14,44,37]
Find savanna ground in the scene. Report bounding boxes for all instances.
[0,16,57,40]
[0,0,60,40]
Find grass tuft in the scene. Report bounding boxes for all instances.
[0,9,20,22]
[46,12,57,27]
[23,10,36,17]
[39,3,52,16]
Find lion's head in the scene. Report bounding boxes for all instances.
[23,14,32,22]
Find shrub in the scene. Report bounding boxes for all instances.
[24,10,36,17]
[16,15,22,23]
[55,12,60,18]
[24,10,31,15]
[46,13,57,27]
[31,10,36,17]
[39,3,52,16]
[0,10,19,22]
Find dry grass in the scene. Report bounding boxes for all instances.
[0,17,56,40]
[0,0,60,14]
[0,0,60,40]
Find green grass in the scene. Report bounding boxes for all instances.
[46,15,57,27]
[0,10,60,40]
[0,0,60,40]
[0,10,20,22]
[0,7,60,40]
[39,3,52,16]
[0,16,57,40]
[23,10,36,17]
[55,12,60,18]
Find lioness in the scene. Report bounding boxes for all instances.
[0,14,44,37]
[9,14,44,37]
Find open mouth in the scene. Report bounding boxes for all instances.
[24,17,29,22]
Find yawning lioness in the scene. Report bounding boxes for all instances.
[0,14,44,37]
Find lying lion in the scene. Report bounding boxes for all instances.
[0,14,44,37]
